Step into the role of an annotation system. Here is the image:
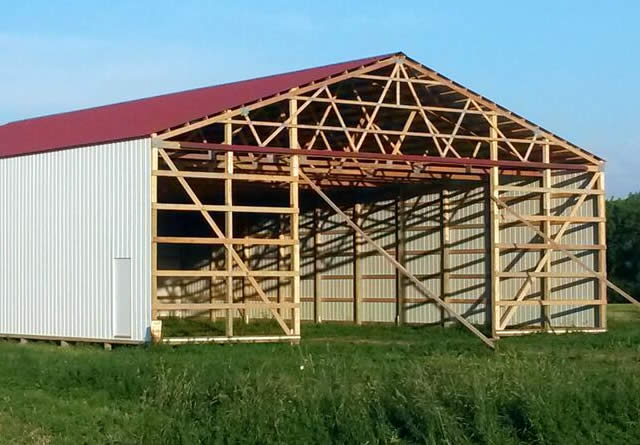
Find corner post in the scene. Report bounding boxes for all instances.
[597,170,607,329]
[541,140,552,329]
[289,96,301,336]
[224,120,234,337]
[151,136,159,321]
[489,113,500,338]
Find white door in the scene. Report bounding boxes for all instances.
[112,258,132,338]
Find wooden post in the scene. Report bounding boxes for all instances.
[541,140,552,329]
[277,216,284,318]
[224,122,234,337]
[313,208,322,323]
[395,197,406,325]
[440,186,450,325]
[597,171,607,329]
[289,97,301,336]
[489,114,500,338]
[151,137,159,321]
[354,203,363,325]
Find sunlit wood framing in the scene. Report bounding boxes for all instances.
[146,53,632,347]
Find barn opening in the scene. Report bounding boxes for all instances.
[3,51,629,348]
[151,53,610,347]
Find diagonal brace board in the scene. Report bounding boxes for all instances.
[491,195,640,309]
[299,169,496,349]
[157,148,293,335]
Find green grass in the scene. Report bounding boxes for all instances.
[1,306,640,444]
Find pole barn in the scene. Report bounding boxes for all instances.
[0,53,613,347]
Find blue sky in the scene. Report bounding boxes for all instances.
[1,1,638,196]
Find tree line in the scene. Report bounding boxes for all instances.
[607,193,640,302]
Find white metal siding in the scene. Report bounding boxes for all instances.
[0,139,151,342]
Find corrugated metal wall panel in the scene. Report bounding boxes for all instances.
[0,139,151,342]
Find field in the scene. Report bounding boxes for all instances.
[1,306,640,445]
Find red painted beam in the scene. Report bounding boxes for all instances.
[166,141,590,172]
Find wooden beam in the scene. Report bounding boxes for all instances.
[354,203,363,325]
[396,196,406,325]
[151,140,159,321]
[154,270,297,278]
[313,208,322,323]
[154,140,592,172]
[224,133,234,336]
[299,169,496,349]
[440,186,450,325]
[289,97,301,336]
[153,236,295,246]
[152,203,297,214]
[491,195,640,308]
[597,172,608,329]
[489,114,500,338]
[541,141,551,329]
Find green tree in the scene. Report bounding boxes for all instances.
[607,193,640,302]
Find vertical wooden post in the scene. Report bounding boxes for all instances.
[354,203,363,325]
[151,137,159,321]
[489,114,500,338]
[224,122,234,337]
[313,207,322,323]
[541,140,552,329]
[277,215,284,318]
[395,196,406,326]
[440,186,450,325]
[597,171,607,329]
[289,97,301,336]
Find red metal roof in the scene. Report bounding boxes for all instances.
[0,54,393,158]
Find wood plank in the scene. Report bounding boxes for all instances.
[496,300,606,306]
[153,203,297,214]
[153,236,295,246]
[354,204,363,325]
[289,97,301,336]
[153,169,295,183]
[489,114,500,339]
[154,270,298,278]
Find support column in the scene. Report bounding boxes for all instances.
[597,171,607,329]
[289,97,301,336]
[395,196,406,326]
[489,114,500,338]
[440,186,450,325]
[354,203,363,325]
[541,140,552,329]
[224,122,234,337]
[313,208,322,323]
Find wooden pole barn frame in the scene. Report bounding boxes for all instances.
[148,53,632,348]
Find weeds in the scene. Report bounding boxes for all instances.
[0,306,639,444]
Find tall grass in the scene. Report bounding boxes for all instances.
[1,306,639,444]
